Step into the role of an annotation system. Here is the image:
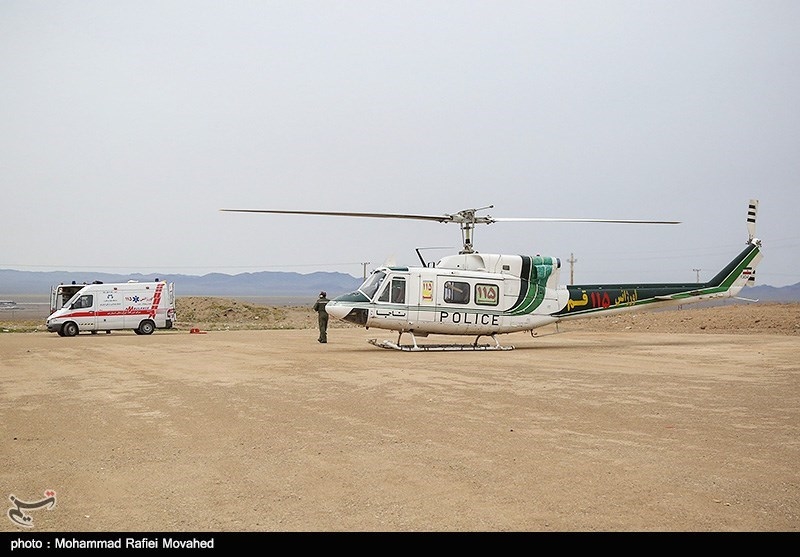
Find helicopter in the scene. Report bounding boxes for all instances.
[220,200,762,351]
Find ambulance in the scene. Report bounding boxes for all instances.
[46,280,176,336]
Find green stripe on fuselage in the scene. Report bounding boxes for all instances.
[508,256,555,315]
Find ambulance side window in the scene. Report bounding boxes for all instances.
[74,294,93,309]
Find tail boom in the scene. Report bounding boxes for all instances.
[553,239,762,321]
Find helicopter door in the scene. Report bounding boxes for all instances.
[411,274,437,327]
[372,275,408,330]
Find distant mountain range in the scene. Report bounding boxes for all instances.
[1,268,798,302]
[739,282,800,302]
[0,269,364,298]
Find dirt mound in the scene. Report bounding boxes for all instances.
[175,297,357,331]
[175,298,800,335]
[2,298,798,335]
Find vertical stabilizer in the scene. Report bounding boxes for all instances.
[747,199,758,242]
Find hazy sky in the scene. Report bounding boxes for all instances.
[2,1,799,287]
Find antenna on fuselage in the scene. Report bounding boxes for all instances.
[415,247,454,267]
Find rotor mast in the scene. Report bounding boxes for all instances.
[449,205,495,254]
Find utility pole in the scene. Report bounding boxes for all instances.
[568,253,577,285]
[361,262,371,281]
[693,268,702,283]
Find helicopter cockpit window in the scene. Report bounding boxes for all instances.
[391,278,406,304]
[360,271,387,300]
[377,277,406,304]
[443,281,470,304]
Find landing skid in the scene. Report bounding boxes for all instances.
[368,332,515,352]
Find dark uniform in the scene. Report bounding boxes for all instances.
[313,291,329,343]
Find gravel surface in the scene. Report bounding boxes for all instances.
[1,300,798,532]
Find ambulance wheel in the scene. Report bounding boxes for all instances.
[62,322,79,337]
[138,320,155,335]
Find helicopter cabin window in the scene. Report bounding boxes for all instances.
[475,283,499,306]
[443,281,470,304]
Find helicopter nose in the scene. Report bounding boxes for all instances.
[324,301,350,321]
[325,300,369,325]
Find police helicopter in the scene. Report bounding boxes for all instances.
[221,200,762,351]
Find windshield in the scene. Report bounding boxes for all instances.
[359,270,387,300]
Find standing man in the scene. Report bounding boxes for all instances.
[313,291,329,343]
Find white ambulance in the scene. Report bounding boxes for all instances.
[46,280,176,336]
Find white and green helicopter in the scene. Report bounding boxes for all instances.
[222,200,762,351]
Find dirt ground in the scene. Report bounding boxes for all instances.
[1,301,798,532]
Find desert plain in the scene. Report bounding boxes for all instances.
[1,300,798,532]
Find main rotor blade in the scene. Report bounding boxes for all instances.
[220,208,453,223]
[220,209,680,225]
[491,217,681,224]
